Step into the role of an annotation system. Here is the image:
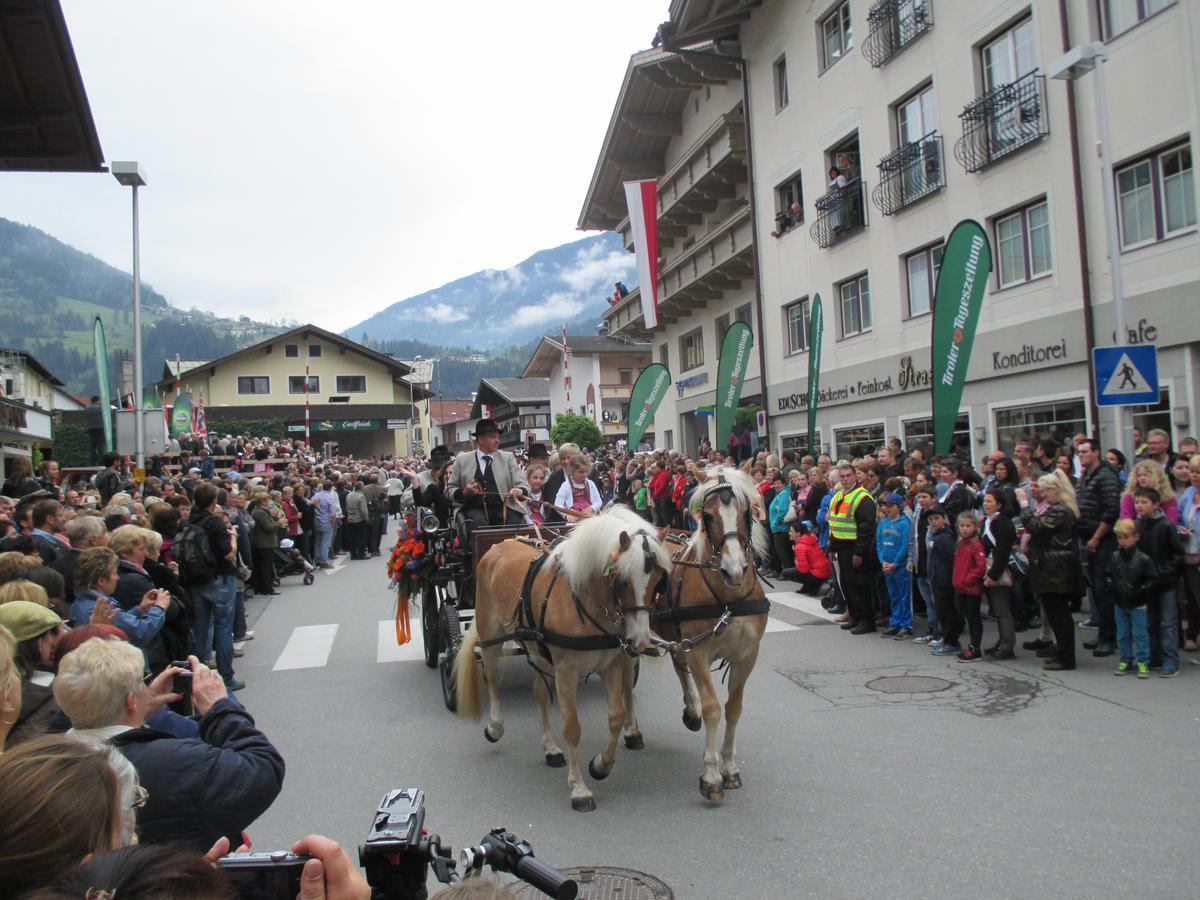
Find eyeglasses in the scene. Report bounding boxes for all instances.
[131,784,149,809]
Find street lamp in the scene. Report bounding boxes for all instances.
[1049,43,1131,458]
[111,161,148,472]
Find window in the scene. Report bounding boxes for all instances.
[735,304,752,325]
[288,375,320,394]
[982,17,1036,92]
[1117,143,1196,249]
[773,55,789,110]
[715,314,730,340]
[308,344,322,357]
[618,368,633,386]
[994,398,1087,457]
[773,172,804,235]
[659,343,669,367]
[901,415,970,460]
[284,344,299,358]
[905,243,943,317]
[1101,0,1176,39]
[521,413,550,428]
[896,84,937,146]
[237,376,270,395]
[994,199,1052,287]
[838,273,871,337]
[780,433,814,456]
[785,297,811,354]
[834,423,884,461]
[821,1,853,69]
[679,328,704,371]
[335,375,367,393]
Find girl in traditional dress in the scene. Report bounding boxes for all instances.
[525,464,548,526]
[554,455,602,519]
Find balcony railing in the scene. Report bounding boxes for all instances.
[954,70,1049,173]
[810,178,866,248]
[871,132,945,216]
[862,0,933,67]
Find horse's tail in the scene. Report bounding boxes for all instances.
[454,625,482,721]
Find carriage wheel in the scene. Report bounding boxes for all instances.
[439,603,462,712]
[302,572,315,586]
[420,586,441,669]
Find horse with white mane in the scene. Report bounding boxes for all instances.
[454,506,674,811]
[654,466,773,802]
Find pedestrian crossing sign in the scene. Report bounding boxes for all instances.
[1093,345,1158,406]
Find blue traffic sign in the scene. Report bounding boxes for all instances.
[1094,345,1158,406]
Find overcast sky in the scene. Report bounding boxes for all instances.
[3,1,666,330]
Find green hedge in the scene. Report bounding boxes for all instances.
[52,422,90,467]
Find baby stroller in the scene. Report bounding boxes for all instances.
[274,538,315,586]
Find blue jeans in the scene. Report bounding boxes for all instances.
[1148,590,1179,669]
[314,522,333,565]
[916,573,937,634]
[884,568,912,629]
[191,575,236,681]
[1115,605,1150,663]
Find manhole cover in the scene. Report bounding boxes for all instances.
[513,866,673,899]
[866,675,953,694]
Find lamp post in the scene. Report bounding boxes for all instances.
[111,161,148,472]
[1049,43,1130,459]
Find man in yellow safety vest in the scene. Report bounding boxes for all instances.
[827,463,878,633]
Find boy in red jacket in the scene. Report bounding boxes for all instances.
[783,520,831,597]
[952,512,987,662]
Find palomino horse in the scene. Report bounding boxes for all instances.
[653,467,773,802]
[454,506,673,811]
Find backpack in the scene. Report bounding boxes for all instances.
[366,491,384,519]
[176,521,217,584]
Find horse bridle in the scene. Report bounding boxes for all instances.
[700,476,752,555]
[594,531,669,656]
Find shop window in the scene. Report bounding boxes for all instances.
[781,433,814,457]
[994,398,1087,457]
[834,423,885,461]
[901,415,970,460]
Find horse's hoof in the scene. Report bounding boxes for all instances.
[682,711,702,732]
[588,757,611,781]
[483,726,500,744]
[699,778,724,802]
[722,772,743,790]
[571,796,597,812]
[545,752,566,768]
[624,733,645,750]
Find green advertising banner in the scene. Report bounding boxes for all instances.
[92,317,113,453]
[931,219,992,455]
[170,393,193,439]
[626,362,670,450]
[806,294,823,454]
[287,420,381,432]
[715,321,754,452]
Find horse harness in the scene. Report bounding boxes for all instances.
[476,534,666,667]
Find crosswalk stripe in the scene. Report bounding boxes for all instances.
[377,620,429,663]
[273,624,339,671]
[767,590,841,623]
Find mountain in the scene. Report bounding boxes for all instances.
[0,217,283,395]
[345,232,637,348]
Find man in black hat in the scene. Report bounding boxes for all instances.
[526,443,549,467]
[447,419,529,533]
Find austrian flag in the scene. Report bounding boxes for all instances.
[623,179,660,329]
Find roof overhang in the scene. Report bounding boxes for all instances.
[0,0,105,173]
[577,43,742,232]
[660,0,761,48]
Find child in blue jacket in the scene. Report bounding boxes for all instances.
[875,492,913,637]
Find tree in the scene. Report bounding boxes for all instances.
[550,412,602,451]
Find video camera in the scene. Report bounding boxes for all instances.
[219,788,577,900]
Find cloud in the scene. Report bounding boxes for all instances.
[424,302,469,324]
[559,247,637,294]
[510,292,585,328]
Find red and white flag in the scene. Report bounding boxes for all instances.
[623,179,660,329]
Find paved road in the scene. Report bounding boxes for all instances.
[234,542,1200,899]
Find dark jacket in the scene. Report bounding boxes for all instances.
[981,513,1016,582]
[110,698,286,852]
[927,528,956,587]
[1076,461,1122,541]
[1021,503,1081,595]
[50,547,82,605]
[1106,545,1158,609]
[1134,512,1184,593]
[803,483,828,524]
[29,532,62,565]
[187,508,235,580]
[112,560,174,671]
[941,482,972,526]
[249,504,280,550]
[145,557,193,663]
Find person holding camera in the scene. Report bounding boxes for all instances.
[54,637,285,852]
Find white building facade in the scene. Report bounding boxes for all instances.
[607,0,1199,461]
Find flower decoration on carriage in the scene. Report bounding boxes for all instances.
[387,534,438,601]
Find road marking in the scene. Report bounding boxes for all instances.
[322,557,348,576]
[377,619,429,663]
[767,591,841,623]
[764,616,801,634]
[273,624,339,670]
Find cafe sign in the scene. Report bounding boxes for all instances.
[288,419,380,432]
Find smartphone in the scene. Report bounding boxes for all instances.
[170,660,193,715]
[218,852,309,899]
